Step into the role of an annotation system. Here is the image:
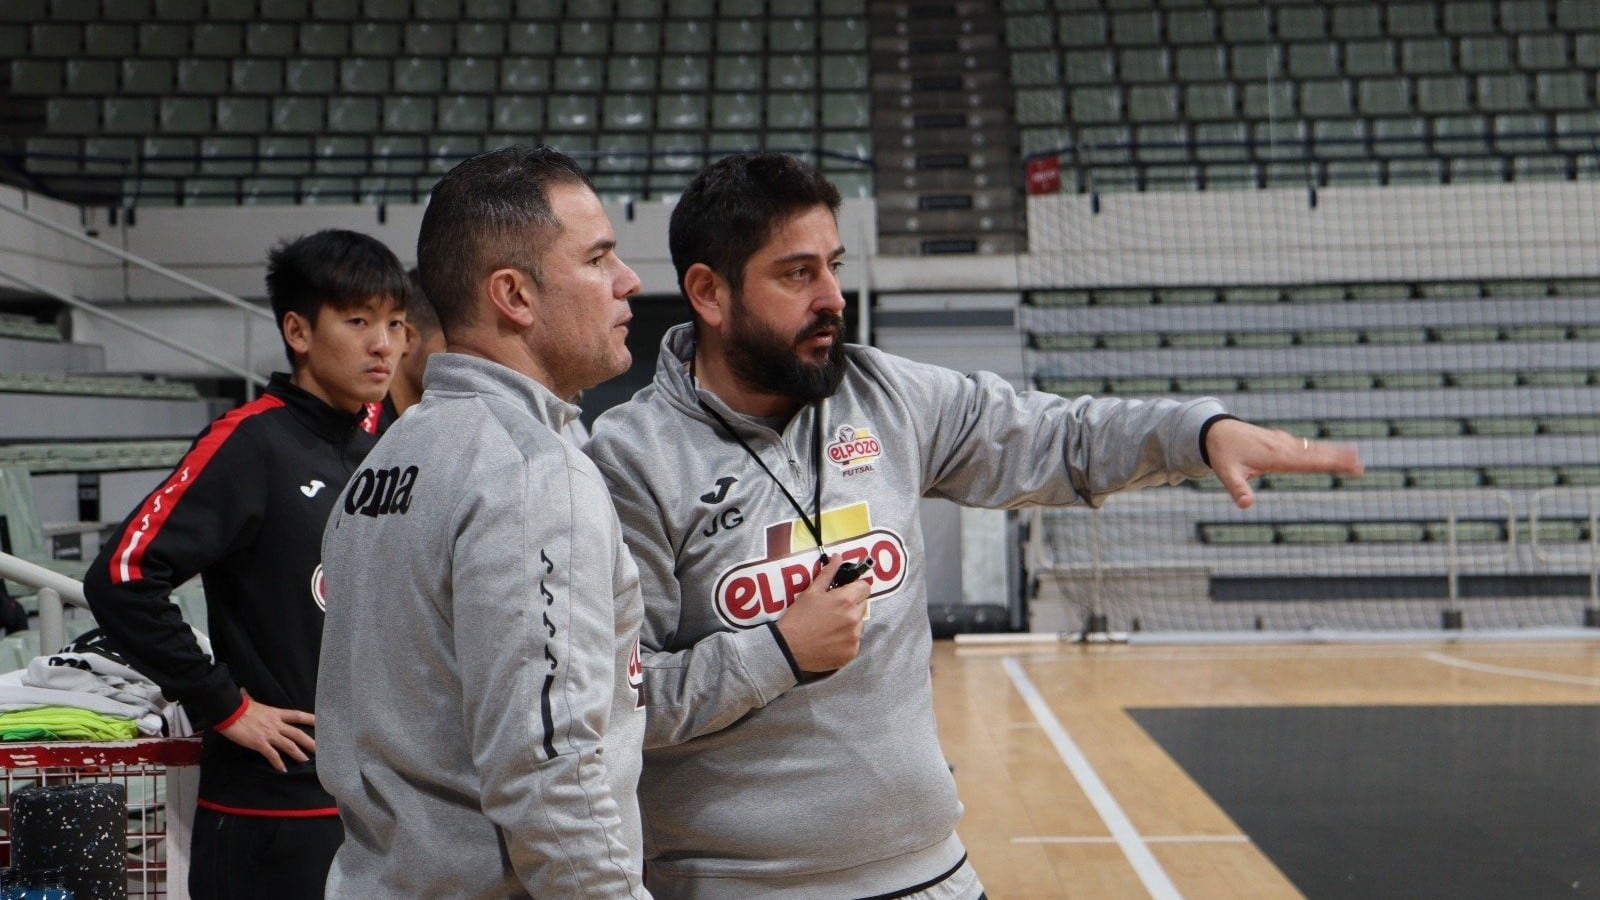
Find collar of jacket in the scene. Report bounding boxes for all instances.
[265,372,368,442]
[656,322,776,433]
[421,352,582,433]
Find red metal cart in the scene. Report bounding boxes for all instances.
[0,738,201,899]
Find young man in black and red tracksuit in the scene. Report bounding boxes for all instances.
[83,229,408,900]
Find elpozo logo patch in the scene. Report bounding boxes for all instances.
[825,424,882,475]
[627,639,644,709]
[712,502,907,629]
[310,563,328,611]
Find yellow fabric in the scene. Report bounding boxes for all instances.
[0,706,139,741]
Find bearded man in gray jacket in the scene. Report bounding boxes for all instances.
[318,146,651,898]
[584,152,1362,900]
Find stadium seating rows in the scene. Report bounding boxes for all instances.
[1024,277,1600,497]
[1008,0,1600,190]
[5,0,875,203]
[1198,516,1592,545]
[0,440,191,474]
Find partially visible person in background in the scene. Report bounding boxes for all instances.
[377,267,448,429]
[83,229,408,900]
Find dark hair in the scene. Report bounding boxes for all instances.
[265,229,409,366]
[668,152,842,300]
[403,268,442,338]
[416,145,594,336]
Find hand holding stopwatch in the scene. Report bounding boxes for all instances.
[828,559,872,589]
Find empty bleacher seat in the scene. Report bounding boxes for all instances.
[121,58,173,93]
[244,21,295,55]
[769,54,817,91]
[712,93,760,130]
[299,22,348,55]
[193,22,243,56]
[659,55,709,91]
[353,22,403,54]
[715,55,763,91]
[1391,154,1447,182]
[1279,523,1350,544]
[199,136,253,175]
[65,59,117,95]
[663,19,711,53]
[1425,521,1504,543]
[394,57,445,93]
[1459,35,1512,73]
[1402,38,1454,74]
[438,95,489,132]
[1221,9,1271,43]
[1167,9,1216,45]
[1561,465,1600,485]
[609,56,657,92]
[215,97,268,133]
[1199,523,1276,545]
[11,60,62,96]
[1345,40,1398,76]
[458,22,506,54]
[1351,521,1426,543]
[103,97,158,134]
[327,97,379,133]
[561,20,607,54]
[501,57,551,91]
[614,21,659,54]
[1408,468,1483,489]
[1517,34,1569,69]
[548,95,597,130]
[603,94,653,130]
[1537,72,1591,114]
[507,21,556,54]
[555,56,604,91]
[258,135,311,174]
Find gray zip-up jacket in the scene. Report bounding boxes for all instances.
[318,353,649,899]
[585,324,1225,899]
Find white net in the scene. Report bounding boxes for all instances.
[1017,183,1600,634]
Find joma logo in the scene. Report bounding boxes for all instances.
[343,465,419,517]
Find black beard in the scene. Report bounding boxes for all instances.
[725,309,847,404]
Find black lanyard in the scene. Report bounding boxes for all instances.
[697,395,830,563]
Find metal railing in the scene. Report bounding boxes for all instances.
[1529,487,1600,616]
[0,550,85,655]
[0,196,269,395]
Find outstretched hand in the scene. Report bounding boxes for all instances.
[1204,418,1364,509]
[216,690,317,773]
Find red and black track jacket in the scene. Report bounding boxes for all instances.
[85,373,378,815]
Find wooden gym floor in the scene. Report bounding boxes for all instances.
[933,637,1600,899]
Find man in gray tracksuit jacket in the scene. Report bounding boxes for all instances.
[317,146,651,898]
[587,325,1229,898]
[585,152,1362,899]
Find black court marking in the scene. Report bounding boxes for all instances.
[1129,705,1600,900]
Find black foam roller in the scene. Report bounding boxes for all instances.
[12,781,128,900]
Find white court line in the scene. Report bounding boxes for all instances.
[1014,835,1249,845]
[1424,652,1600,687]
[1002,657,1183,900]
